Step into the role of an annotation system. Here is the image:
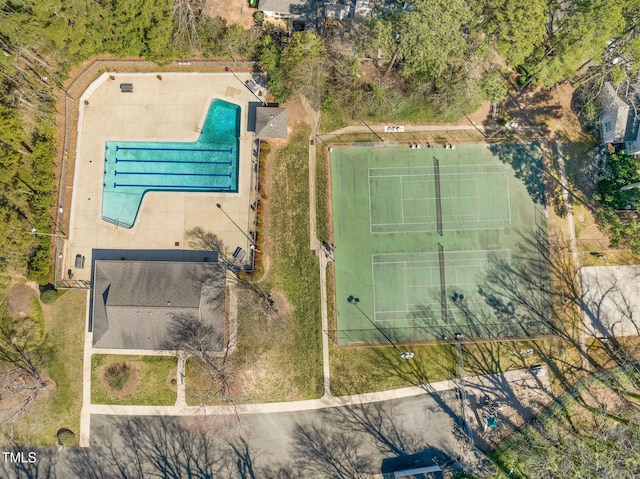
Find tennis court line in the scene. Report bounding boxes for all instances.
[367,168,374,234]
[402,265,408,311]
[399,212,480,220]
[373,259,489,315]
[372,248,512,259]
[370,171,505,179]
[373,210,483,225]
[370,172,507,230]
[370,223,511,234]
[399,178,405,224]
[401,194,479,201]
[367,164,506,172]
[370,259,379,319]
[506,175,513,230]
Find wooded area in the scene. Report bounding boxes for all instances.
[1,0,639,283]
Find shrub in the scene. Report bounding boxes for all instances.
[56,428,77,447]
[104,363,132,391]
[40,289,59,304]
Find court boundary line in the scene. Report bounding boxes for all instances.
[371,255,492,317]
[371,259,378,320]
[370,172,506,179]
[372,248,512,258]
[367,164,507,172]
[368,169,510,233]
[375,301,495,318]
[399,178,405,224]
[370,223,511,234]
[367,168,374,233]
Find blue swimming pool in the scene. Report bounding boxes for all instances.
[101,99,240,228]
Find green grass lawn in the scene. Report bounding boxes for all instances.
[0,290,87,445]
[29,296,45,345]
[261,125,323,399]
[91,355,176,406]
[185,125,323,404]
[330,343,456,396]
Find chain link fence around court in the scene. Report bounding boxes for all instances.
[329,320,556,346]
[330,143,554,346]
[318,127,548,149]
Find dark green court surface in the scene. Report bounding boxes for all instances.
[331,143,550,345]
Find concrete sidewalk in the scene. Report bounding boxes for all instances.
[88,378,455,417]
[87,368,535,418]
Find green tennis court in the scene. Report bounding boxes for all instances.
[331,143,550,345]
[369,164,510,233]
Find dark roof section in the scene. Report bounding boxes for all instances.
[255,107,288,139]
[92,261,226,351]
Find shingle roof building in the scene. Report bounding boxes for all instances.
[92,261,227,351]
[599,82,630,144]
[255,107,288,139]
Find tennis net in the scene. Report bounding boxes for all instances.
[438,242,448,323]
[433,157,443,236]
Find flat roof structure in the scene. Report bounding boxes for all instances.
[580,265,640,338]
[92,260,227,350]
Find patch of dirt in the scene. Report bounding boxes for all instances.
[501,82,583,138]
[282,96,311,127]
[237,353,269,400]
[203,0,255,29]
[0,373,56,425]
[100,363,139,397]
[580,380,628,412]
[268,290,291,319]
[6,283,37,317]
[454,100,492,127]
[167,367,178,392]
[467,371,555,451]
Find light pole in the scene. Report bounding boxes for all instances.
[30,228,65,238]
[215,203,257,250]
[347,295,413,359]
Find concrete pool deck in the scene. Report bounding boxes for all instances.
[65,73,261,281]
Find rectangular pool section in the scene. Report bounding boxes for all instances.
[102,99,240,228]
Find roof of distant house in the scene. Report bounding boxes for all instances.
[599,82,630,144]
[92,261,227,351]
[255,107,288,139]
[259,0,308,15]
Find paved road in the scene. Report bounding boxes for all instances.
[3,392,464,479]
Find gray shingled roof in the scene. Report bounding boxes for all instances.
[255,107,288,139]
[92,261,226,351]
[599,82,630,144]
